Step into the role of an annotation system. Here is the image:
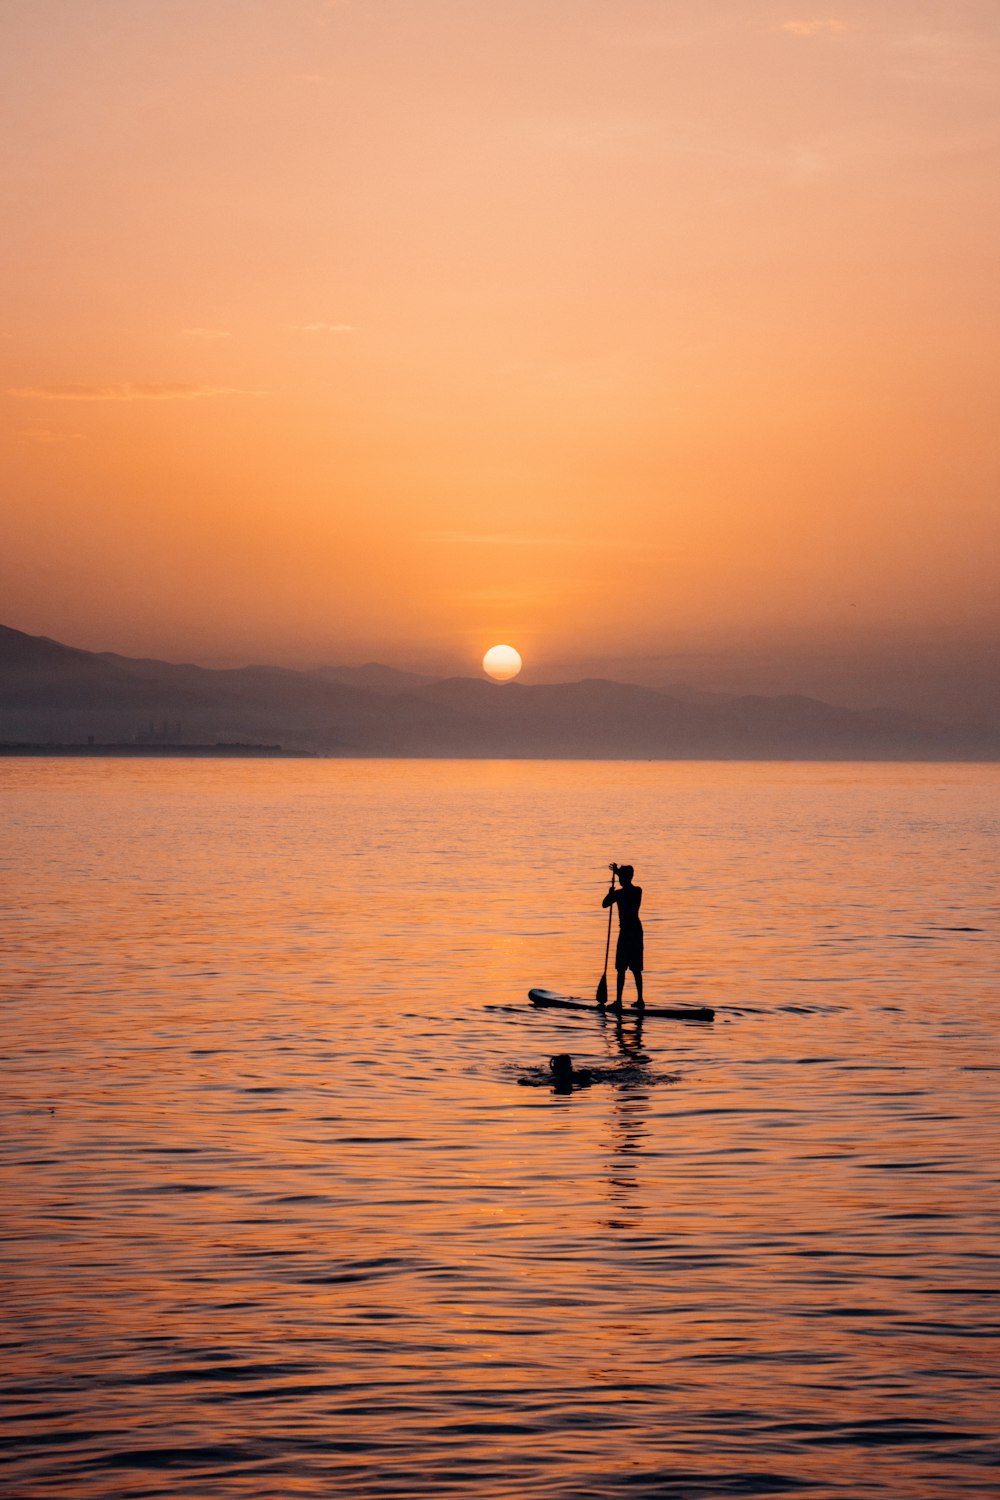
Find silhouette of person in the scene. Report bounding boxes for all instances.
[549,1053,595,1092]
[602,863,643,1009]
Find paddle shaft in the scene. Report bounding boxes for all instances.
[602,878,614,977]
[596,868,615,1002]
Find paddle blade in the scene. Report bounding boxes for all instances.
[595,973,608,1006]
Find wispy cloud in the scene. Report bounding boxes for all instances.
[294,322,354,334]
[7,384,264,402]
[514,115,834,183]
[430,532,573,548]
[18,427,87,445]
[427,532,657,552]
[181,327,231,340]
[513,114,656,157]
[892,29,999,83]
[773,19,849,37]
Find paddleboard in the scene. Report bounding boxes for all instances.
[529,988,714,1022]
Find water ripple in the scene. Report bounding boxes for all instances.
[1,759,998,1498]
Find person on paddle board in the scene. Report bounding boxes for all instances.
[602,863,643,1009]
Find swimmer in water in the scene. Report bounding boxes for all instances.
[602,862,644,1010]
[549,1053,594,1092]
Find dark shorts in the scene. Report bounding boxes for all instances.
[616,929,643,973]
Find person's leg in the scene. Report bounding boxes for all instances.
[614,967,625,1007]
[633,965,644,1006]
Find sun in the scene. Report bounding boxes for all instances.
[482,644,523,682]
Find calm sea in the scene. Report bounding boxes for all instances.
[2,759,998,1498]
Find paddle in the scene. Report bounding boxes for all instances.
[595,863,616,1005]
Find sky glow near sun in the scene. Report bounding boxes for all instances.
[1,0,998,698]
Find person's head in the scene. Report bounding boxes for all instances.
[617,864,634,885]
[549,1053,574,1080]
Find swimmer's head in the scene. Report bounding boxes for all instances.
[549,1053,574,1079]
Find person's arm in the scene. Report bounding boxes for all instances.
[601,887,618,909]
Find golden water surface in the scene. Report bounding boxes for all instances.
[2,759,999,1498]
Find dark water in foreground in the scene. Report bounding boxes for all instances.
[2,759,998,1498]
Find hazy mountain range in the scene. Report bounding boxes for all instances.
[1,623,996,760]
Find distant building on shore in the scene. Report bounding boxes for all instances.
[135,718,183,745]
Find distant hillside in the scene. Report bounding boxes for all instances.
[1,623,997,759]
[313,662,438,694]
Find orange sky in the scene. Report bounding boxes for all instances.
[2,0,998,687]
